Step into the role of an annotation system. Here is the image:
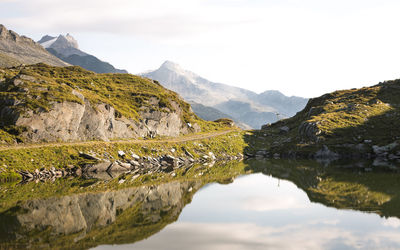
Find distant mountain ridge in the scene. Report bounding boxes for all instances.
[142,61,308,128]
[38,34,127,74]
[0,24,68,67]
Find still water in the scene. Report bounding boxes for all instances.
[1,159,400,249]
[97,173,400,250]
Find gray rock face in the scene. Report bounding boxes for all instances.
[4,94,197,143]
[0,24,69,67]
[142,61,308,129]
[298,121,322,141]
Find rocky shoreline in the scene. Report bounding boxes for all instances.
[17,149,244,183]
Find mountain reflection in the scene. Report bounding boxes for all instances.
[1,159,400,249]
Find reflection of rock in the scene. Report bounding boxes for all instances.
[0,180,201,248]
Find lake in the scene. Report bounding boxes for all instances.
[1,159,400,249]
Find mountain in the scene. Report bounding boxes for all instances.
[247,79,400,160]
[142,61,308,129]
[189,101,251,129]
[0,24,68,67]
[38,34,128,74]
[0,63,228,144]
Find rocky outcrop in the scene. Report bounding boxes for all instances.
[11,97,197,142]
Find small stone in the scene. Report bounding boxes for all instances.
[118,150,126,157]
[131,153,140,160]
[118,179,125,184]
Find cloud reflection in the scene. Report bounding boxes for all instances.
[98,221,400,250]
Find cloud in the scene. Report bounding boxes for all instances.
[241,196,308,211]
[97,222,400,250]
[2,0,255,40]
[383,217,400,228]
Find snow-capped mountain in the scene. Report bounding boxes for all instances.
[142,61,308,128]
[38,34,127,74]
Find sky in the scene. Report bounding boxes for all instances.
[2,0,400,98]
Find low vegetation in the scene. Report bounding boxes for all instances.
[247,80,400,157]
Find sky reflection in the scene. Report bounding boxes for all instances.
[95,174,400,250]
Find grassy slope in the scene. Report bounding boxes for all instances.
[0,63,226,144]
[247,80,400,156]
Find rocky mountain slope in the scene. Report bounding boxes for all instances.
[248,79,400,160]
[142,61,308,129]
[38,34,127,73]
[0,24,68,67]
[0,63,223,144]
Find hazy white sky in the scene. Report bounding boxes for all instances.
[2,0,400,97]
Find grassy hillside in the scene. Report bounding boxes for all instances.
[247,80,400,158]
[0,63,228,144]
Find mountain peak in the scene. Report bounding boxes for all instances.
[37,35,56,44]
[160,60,184,72]
[38,33,79,50]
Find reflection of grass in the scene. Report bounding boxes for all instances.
[0,161,249,249]
[0,160,248,214]
[310,178,391,210]
[247,159,400,216]
[0,130,247,181]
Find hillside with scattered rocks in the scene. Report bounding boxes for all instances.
[247,79,400,163]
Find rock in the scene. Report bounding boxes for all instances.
[298,121,322,141]
[118,179,125,184]
[208,152,216,161]
[108,162,129,172]
[118,150,125,157]
[87,161,112,173]
[273,153,280,159]
[372,142,398,155]
[170,148,176,153]
[131,153,140,160]
[315,145,339,159]
[79,152,101,161]
[183,147,194,158]
[261,123,271,130]
[279,126,289,134]
[129,160,140,167]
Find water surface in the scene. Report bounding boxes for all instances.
[1,159,400,249]
[97,172,400,250]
